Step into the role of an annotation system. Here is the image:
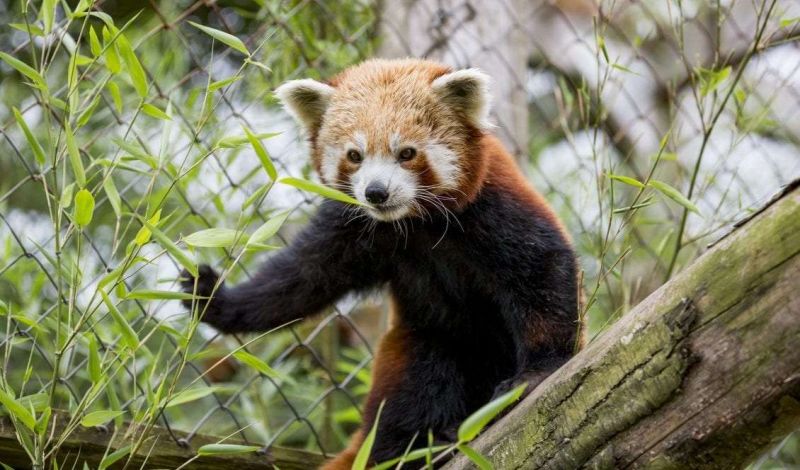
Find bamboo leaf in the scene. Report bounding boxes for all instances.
[697,66,731,97]
[101,27,121,74]
[138,215,198,277]
[611,63,639,76]
[208,76,241,92]
[103,176,122,217]
[457,383,527,442]
[373,445,451,470]
[141,103,171,120]
[12,107,46,165]
[608,174,644,189]
[89,26,103,57]
[242,184,270,210]
[279,177,365,206]
[41,0,57,34]
[244,58,270,72]
[9,23,45,36]
[217,132,280,149]
[112,137,150,159]
[648,180,701,214]
[34,406,51,436]
[64,122,86,187]
[247,211,290,246]
[134,209,161,246]
[0,52,47,90]
[90,11,116,29]
[99,445,131,470]
[197,444,261,455]
[67,49,79,114]
[189,22,249,56]
[457,444,493,470]
[107,81,123,113]
[73,189,95,227]
[60,183,75,209]
[233,350,291,382]
[76,95,101,128]
[116,34,147,97]
[244,126,277,180]
[0,388,36,430]
[87,334,102,384]
[163,386,221,409]
[73,0,92,16]
[125,290,196,300]
[780,17,800,28]
[16,393,49,413]
[183,228,246,248]
[100,290,139,349]
[80,410,124,427]
[353,401,385,470]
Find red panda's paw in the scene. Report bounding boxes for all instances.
[491,369,553,402]
[179,265,223,315]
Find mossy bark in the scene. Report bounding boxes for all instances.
[0,410,325,469]
[445,182,800,470]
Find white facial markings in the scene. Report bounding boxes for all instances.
[352,131,367,152]
[352,158,417,221]
[319,132,368,185]
[389,131,403,154]
[321,145,342,184]
[424,142,461,190]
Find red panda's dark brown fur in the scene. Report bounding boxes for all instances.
[181,59,580,469]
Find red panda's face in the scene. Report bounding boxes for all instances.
[319,127,452,221]
[276,59,492,222]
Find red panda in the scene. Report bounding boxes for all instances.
[181,59,580,469]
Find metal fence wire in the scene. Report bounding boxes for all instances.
[0,0,799,466]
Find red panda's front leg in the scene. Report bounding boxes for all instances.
[180,201,389,334]
[492,305,580,399]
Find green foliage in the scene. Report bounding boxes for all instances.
[370,384,525,468]
[354,401,384,470]
[197,443,262,455]
[279,177,366,206]
[0,0,378,465]
[457,384,527,443]
[80,410,125,427]
[189,22,250,56]
[0,0,795,467]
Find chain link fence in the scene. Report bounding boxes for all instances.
[1,0,798,467]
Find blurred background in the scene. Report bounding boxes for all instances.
[1,0,799,467]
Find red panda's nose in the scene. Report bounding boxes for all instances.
[365,182,389,204]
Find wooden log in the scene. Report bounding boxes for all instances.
[0,410,325,469]
[445,181,800,469]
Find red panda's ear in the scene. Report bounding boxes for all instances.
[275,79,335,132]
[431,68,493,129]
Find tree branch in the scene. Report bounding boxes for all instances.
[0,411,324,470]
[446,179,800,469]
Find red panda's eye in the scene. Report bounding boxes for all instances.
[398,147,417,162]
[347,149,363,163]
